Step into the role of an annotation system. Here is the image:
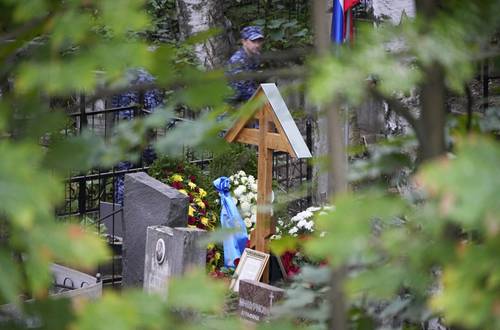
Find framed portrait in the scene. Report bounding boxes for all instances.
[230,248,270,292]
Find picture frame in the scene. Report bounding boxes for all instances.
[230,248,270,292]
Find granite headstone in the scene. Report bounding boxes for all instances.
[122,172,188,287]
[239,279,285,322]
[143,225,207,294]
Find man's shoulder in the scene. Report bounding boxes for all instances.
[228,48,248,64]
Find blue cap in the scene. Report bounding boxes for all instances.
[241,26,264,41]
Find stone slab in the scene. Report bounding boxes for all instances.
[144,226,207,294]
[239,279,285,322]
[99,201,123,238]
[122,172,189,287]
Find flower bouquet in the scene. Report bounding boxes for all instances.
[229,170,258,230]
[272,205,333,276]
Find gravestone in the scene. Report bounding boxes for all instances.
[99,201,123,237]
[122,172,189,287]
[143,225,207,294]
[239,279,285,322]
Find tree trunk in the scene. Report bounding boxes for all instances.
[415,0,447,162]
[418,64,447,161]
[176,0,230,69]
[313,2,348,330]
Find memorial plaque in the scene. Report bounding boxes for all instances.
[230,248,269,292]
[238,279,284,322]
[143,225,207,294]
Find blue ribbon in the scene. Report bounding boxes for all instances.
[213,176,248,268]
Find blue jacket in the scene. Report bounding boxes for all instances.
[226,48,260,103]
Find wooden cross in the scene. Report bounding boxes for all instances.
[225,83,312,281]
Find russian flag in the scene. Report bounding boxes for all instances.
[331,0,360,44]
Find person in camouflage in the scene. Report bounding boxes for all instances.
[226,26,265,104]
[112,68,163,205]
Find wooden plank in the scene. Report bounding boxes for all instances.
[265,103,298,158]
[254,103,275,283]
[224,90,265,143]
[235,128,291,153]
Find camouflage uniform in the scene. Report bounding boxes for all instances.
[226,48,260,103]
[226,26,264,104]
[112,68,162,204]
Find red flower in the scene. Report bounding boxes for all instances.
[234,258,240,267]
[171,181,183,189]
[190,175,196,182]
[188,216,197,226]
[281,251,301,276]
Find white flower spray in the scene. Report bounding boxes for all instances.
[229,170,258,230]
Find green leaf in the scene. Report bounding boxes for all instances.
[168,269,226,313]
[0,250,22,304]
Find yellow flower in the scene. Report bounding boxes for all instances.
[197,200,206,209]
[201,217,209,225]
[199,188,207,198]
[215,251,221,260]
[188,205,195,217]
[207,243,215,250]
[179,189,188,196]
[188,181,197,189]
[171,174,183,182]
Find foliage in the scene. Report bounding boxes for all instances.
[252,18,312,50]
[225,0,312,51]
[207,142,257,183]
[271,137,500,329]
[145,0,178,42]
[0,0,233,327]
[2,0,500,329]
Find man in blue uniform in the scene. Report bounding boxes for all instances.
[226,26,265,104]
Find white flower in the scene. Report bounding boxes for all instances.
[250,213,256,223]
[306,206,321,212]
[233,180,239,185]
[239,193,250,204]
[291,210,313,222]
[288,227,298,235]
[234,185,247,197]
[241,201,251,213]
[244,217,252,228]
[304,221,314,231]
[238,170,246,176]
[232,197,238,205]
[297,219,308,229]
[241,177,248,184]
[250,183,257,191]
